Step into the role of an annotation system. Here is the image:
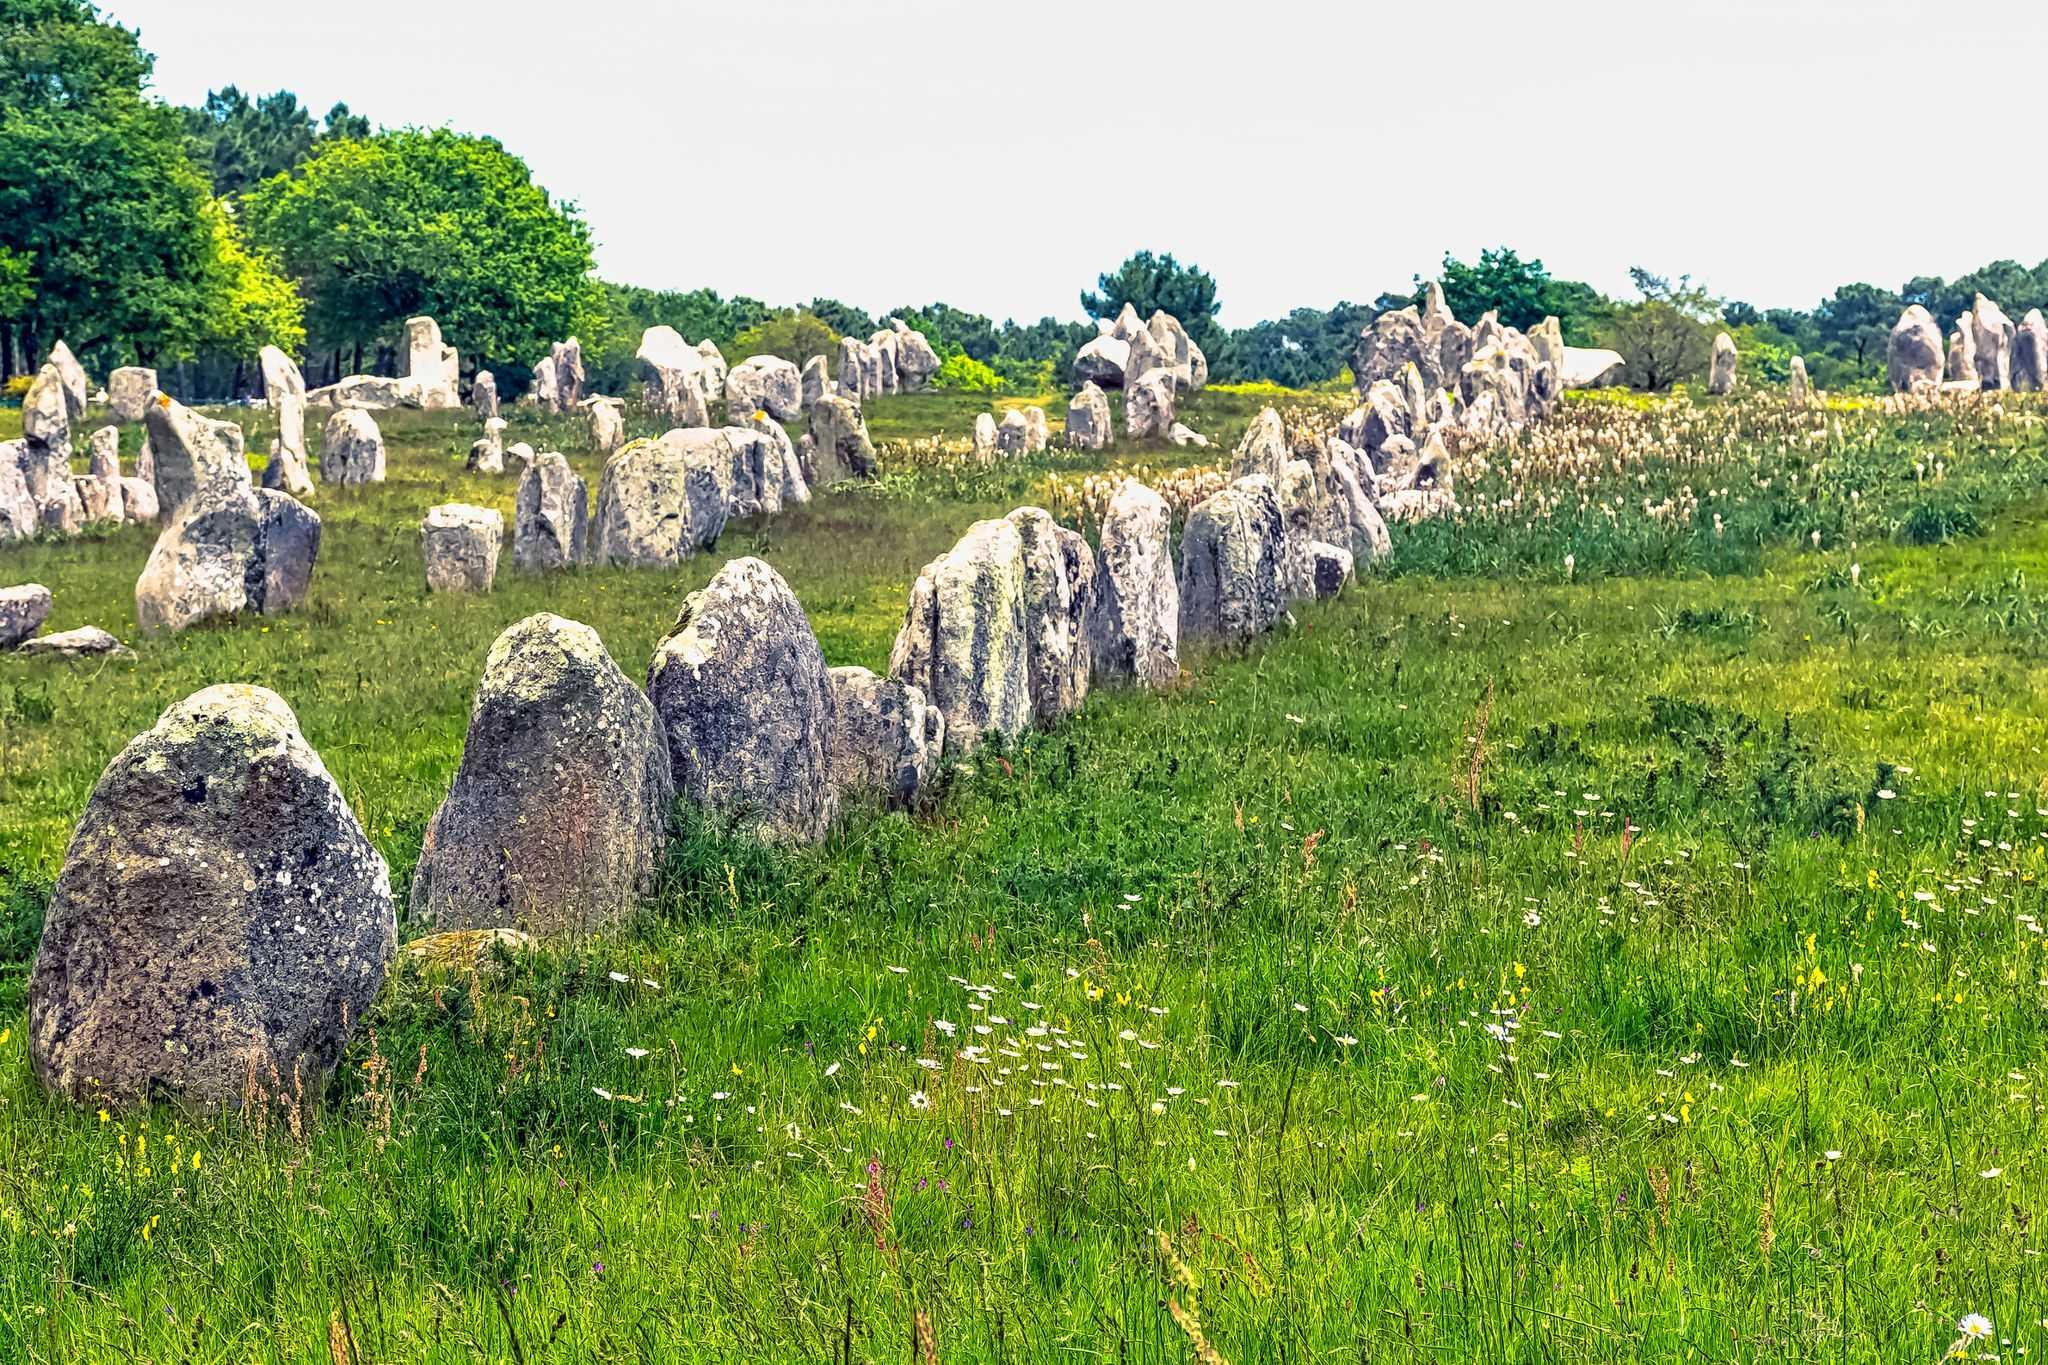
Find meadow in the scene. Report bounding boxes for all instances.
[2,383,2047,1362]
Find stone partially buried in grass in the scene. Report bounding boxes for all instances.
[514,451,589,570]
[889,516,1031,754]
[1091,480,1179,689]
[411,614,672,938]
[0,583,53,648]
[590,430,730,568]
[14,625,132,659]
[320,409,386,486]
[647,557,837,843]
[826,666,946,809]
[421,503,503,594]
[28,684,395,1108]
[1178,475,1287,644]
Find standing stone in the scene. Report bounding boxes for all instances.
[1788,355,1811,407]
[0,449,37,543]
[590,430,731,567]
[1065,383,1113,449]
[1073,333,1132,389]
[1230,406,1290,483]
[585,396,626,454]
[1091,479,1179,689]
[1971,294,2015,390]
[647,557,837,843]
[2014,310,2048,392]
[1275,460,1324,602]
[473,370,500,423]
[1353,307,1441,393]
[723,419,804,517]
[889,517,1031,754]
[144,394,249,521]
[320,409,385,485]
[513,451,589,570]
[73,473,123,525]
[1948,317,1979,386]
[696,340,729,403]
[1124,325,1172,392]
[1022,406,1050,451]
[726,355,803,421]
[806,393,875,485]
[1889,305,1946,393]
[38,481,84,536]
[259,345,313,496]
[838,337,872,400]
[27,685,394,1108]
[120,477,159,526]
[1178,476,1287,643]
[468,417,508,474]
[1310,542,1354,599]
[801,354,830,410]
[404,316,461,410]
[135,486,321,634]
[421,504,503,594]
[996,409,1034,457]
[107,368,156,424]
[638,326,712,427]
[531,356,561,414]
[1005,507,1094,728]
[971,411,999,462]
[551,338,585,409]
[411,616,672,938]
[891,320,941,391]
[87,426,121,482]
[22,364,69,469]
[1707,332,1738,395]
[1,583,52,648]
[47,341,87,419]
[1126,368,1176,439]
[826,667,946,808]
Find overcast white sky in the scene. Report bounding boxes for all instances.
[107,0,2048,326]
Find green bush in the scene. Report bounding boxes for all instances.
[932,351,1004,392]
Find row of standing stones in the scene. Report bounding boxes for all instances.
[16,300,1597,1110]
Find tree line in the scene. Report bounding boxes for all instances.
[3,3,2039,402]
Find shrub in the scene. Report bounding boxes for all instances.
[932,352,1004,392]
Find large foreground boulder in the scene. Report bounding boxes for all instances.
[647,557,836,843]
[135,486,321,634]
[1179,476,1287,643]
[827,667,946,809]
[411,615,671,937]
[1091,480,1179,688]
[514,452,589,570]
[590,430,732,567]
[28,685,394,1107]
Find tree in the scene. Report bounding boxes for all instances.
[1230,303,1371,388]
[182,87,315,196]
[188,200,304,361]
[1598,268,1718,391]
[1439,247,1552,332]
[1081,251,1226,364]
[806,297,874,340]
[243,128,599,373]
[1815,282,1900,376]
[731,309,839,367]
[0,0,220,370]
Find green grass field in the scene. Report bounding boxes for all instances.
[2,384,2047,1361]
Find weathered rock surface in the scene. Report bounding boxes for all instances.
[1091,480,1178,688]
[1948,314,1978,385]
[1,583,52,648]
[513,452,589,570]
[1889,305,1946,392]
[144,395,249,521]
[473,370,499,423]
[826,666,946,809]
[1971,294,2015,390]
[971,412,999,462]
[259,346,313,496]
[0,451,38,543]
[1006,507,1094,728]
[28,685,394,1107]
[551,338,586,409]
[1310,541,1354,599]
[14,625,131,659]
[23,364,70,466]
[806,394,874,485]
[1230,406,1290,483]
[107,368,156,424]
[801,354,830,410]
[889,518,1031,754]
[320,410,385,486]
[726,355,803,421]
[411,615,671,937]
[1179,476,1286,643]
[590,431,731,567]
[1125,369,1175,439]
[421,504,503,594]
[467,417,507,474]
[135,486,321,634]
[1073,333,1132,388]
[47,341,87,418]
[584,396,626,454]
[1707,332,1738,395]
[1788,355,1811,407]
[88,426,120,481]
[120,477,159,526]
[2015,310,2048,392]
[639,327,715,427]
[1065,383,1113,449]
[647,557,836,843]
